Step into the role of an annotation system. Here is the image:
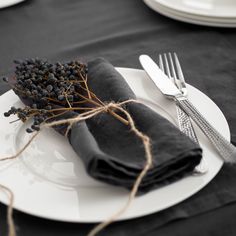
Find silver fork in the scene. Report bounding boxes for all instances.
[159,52,208,174]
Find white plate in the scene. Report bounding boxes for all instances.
[144,0,236,27]
[0,68,229,222]
[0,0,25,9]
[145,0,236,23]
[144,0,236,18]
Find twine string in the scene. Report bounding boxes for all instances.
[0,132,39,162]
[0,99,153,236]
[86,102,152,236]
[0,184,16,236]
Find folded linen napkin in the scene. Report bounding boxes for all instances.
[64,58,202,194]
[11,57,202,194]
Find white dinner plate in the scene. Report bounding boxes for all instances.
[0,0,25,9]
[0,68,229,222]
[144,0,236,18]
[152,2,236,23]
[144,0,236,27]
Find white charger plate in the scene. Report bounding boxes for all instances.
[0,0,25,9]
[144,0,236,27]
[0,68,229,222]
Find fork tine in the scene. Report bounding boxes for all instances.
[174,53,185,82]
[173,53,187,95]
[168,53,178,86]
[163,53,172,80]
[159,54,164,72]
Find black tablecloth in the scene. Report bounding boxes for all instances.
[1,0,236,235]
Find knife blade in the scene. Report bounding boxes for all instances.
[139,54,236,163]
[139,55,182,98]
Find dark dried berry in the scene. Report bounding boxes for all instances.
[32,104,37,109]
[4,112,10,117]
[10,106,17,113]
[26,128,33,133]
[26,91,31,97]
[13,59,21,64]
[33,120,39,125]
[58,95,64,101]
[31,125,40,131]
[46,85,53,92]
[45,105,52,110]
[67,95,74,101]
[32,90,38,96]
[2,77,8,82]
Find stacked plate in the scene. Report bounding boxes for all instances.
[0,0,25,9]
[143,0,236,27]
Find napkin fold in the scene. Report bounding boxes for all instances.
[64,58,202,194]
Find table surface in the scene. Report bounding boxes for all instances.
[1,0,236,235]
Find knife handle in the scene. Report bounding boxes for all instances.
[176,98,236,163]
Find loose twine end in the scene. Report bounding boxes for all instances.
[0,99,153,236]
[0,184,16,236]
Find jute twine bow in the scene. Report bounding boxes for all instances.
[0,99,153,236]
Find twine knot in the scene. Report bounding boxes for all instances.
[103,102,116,112]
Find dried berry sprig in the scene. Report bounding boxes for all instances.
[2,58,129,133]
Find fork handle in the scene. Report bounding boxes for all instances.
[176,105,208,174]
[176,98,236,163]
[176,105,198,143]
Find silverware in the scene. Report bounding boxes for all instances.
[139,54,236,163]
[159,53,207,174]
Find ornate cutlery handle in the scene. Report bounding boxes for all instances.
[176,105,208,174]
[176,105,198,143]
[176,98,236,163]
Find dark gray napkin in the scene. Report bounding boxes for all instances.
[66,58,202,194]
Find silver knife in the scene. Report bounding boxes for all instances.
[139,54,236,163]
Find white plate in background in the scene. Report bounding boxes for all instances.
[145,0,236,18]
[0,0,25,9]
[144,0,236,27]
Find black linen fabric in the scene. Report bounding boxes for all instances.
[65,58,202,193]
[1,0,236,236]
